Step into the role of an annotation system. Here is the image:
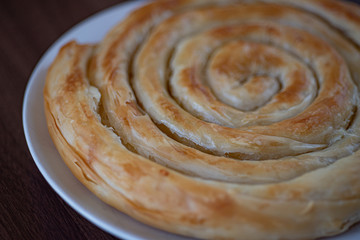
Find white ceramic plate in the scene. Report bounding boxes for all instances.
[23,1,360,239]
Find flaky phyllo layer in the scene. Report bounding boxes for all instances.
[44,0,360,239]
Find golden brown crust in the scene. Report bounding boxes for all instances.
[44,0,360,239]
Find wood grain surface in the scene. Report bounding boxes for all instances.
[0,0,359,240]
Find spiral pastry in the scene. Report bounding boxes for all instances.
[44,0,360,239]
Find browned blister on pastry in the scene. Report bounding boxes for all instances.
[44,0,360,239]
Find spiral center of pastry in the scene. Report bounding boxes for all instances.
[207,41,316,112]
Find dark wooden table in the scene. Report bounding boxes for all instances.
[1,0,360,240]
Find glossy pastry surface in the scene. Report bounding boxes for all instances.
[44,0,360,239]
